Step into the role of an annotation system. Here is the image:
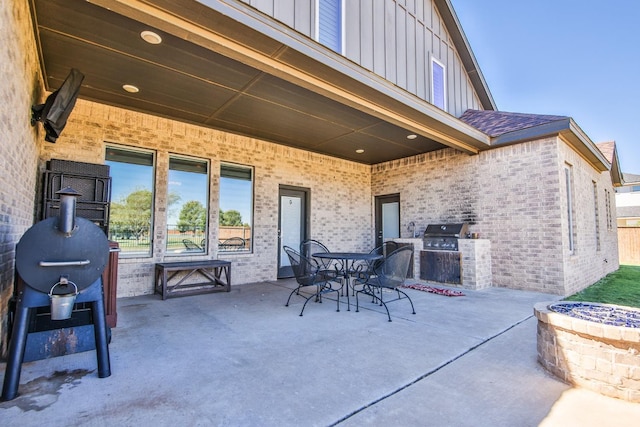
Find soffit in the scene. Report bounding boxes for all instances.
[32,0,489,165]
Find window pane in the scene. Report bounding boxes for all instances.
[167,156,209,254]
[318,0,342,53]
[106,147,154,256]
[565,166,574,252]
[593,181,600,251]
[432,59,446,110]
[280,195,302,267]
[382,202,400,240]
[219,163,253,252]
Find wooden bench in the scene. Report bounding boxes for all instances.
[155,260,231,300]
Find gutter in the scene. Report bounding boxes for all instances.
[490,118,611,172]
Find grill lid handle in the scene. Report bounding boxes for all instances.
[39,260,90,267]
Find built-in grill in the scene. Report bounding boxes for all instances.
[1,188,112,401]
[420,223,468,284]
[423,223,469,251]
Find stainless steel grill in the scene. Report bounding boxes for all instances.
[423,223,468,251]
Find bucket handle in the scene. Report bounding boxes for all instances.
[49,279,78,298]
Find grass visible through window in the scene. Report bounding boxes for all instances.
[564,265,640,309]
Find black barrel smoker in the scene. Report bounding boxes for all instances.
[1,187,111,401]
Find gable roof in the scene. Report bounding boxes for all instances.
[596,141,616,163]
[595,141,624,186]
[434,0,496,111]
[459,109,611,173]
[622,173,640,184]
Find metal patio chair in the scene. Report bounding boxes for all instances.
[284,246,340,316]
[220,237,245,251]
[300,238,344,285]
[300,239,340,270]
[355,246,415,322]
[352,241,399,294]
[182,239,202,251]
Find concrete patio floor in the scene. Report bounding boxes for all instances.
[2,279,640,426]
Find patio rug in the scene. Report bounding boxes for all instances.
[400,284,465,297]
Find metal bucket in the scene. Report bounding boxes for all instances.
[49,280,78,320]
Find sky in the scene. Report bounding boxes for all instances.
[449,0,640,175]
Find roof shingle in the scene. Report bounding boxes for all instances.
[595,141,616,163]
[459,109,568,137]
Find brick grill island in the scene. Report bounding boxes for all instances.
[534,302,640,402]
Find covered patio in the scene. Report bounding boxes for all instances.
[2,281,639,426]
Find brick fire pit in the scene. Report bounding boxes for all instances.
[534,301,640,402]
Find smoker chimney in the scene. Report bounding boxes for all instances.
[56,186,81,235]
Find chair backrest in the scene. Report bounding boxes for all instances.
[383,241,399,256]
[375,246,413,288]
[183,239,202,251]
[284,246,318,287]
[368,241,400,270]
[300,239,331,268]
[220,237,245,251]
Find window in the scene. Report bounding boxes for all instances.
[167,156,209,255]
[219,163,253,252]
[317,0,343,53]
[564,165,575,253]
[605,189,613,230]
[431,58,446,110]
[106,146,155,256]
[593,181,600,251]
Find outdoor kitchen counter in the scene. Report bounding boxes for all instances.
[458,239,492,290]
[393,238,492,290]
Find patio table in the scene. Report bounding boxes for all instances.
[313,252,383,311]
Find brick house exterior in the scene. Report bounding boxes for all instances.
[0,0,620,355]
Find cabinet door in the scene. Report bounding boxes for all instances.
[420,251,461,284]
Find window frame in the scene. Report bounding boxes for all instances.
[218,162,254,254]
[166,154,210,256]
[564,165,575,254]
[605,189,613,231]
[105,144,156,258]
[593,181,600,251]
[431,57,447,110]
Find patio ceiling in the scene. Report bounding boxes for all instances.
[30,0,490,165]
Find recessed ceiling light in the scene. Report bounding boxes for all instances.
[140,30,162,45]
[122,84,139,93]
[356,149,365,154]
[406,134,417,140]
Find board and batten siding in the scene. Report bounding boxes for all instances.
[240,0,483,117]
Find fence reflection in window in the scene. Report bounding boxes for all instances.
[219,163,253,252]
[106,146,155,256]
[167,156,209,254]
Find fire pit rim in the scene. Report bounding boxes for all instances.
[534,301,640,343]
[547,301,640,329]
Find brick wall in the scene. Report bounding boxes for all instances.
[371,137,618,295]
[557,141,620,295]
[0,0,44,356]
[41,100,373,296]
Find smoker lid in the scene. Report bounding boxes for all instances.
[423,223,469,237]
[16,217,109,293]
